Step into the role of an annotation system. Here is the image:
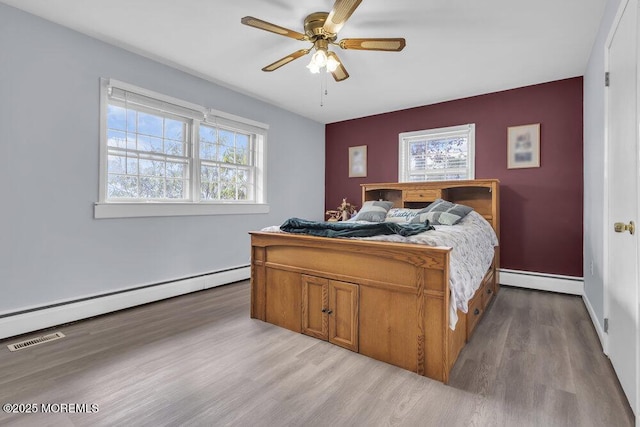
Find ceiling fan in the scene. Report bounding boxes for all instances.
[241,0,406,82]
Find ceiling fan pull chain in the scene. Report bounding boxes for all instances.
[320,71,328,107]
[324,70,329,97]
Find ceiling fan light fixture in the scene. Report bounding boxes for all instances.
[311,49,328,68]
[306,60,321,74]
[326,52,340,73]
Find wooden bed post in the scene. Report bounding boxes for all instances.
[416,267,426,376]
[250,246,266,320]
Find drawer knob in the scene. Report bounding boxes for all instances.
[327,310,333,315]
[321,308,327,313]
[474,308,480,316]
[487,288,492,294]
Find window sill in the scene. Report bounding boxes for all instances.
[94,202,270,219]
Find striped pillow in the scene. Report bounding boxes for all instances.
[352,200,394,222]
[410,199,473,226]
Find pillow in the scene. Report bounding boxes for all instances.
[409,199,473,226]
[351,200,394,222]
[385,208,421,223]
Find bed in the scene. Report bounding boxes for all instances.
[250,179,500,383]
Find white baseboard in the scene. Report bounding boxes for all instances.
[0,266,250,341]
[499,268,584,295]
[582,293,606,350]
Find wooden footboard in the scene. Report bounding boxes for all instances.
[250,231,489,383]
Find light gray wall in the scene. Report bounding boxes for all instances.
[0,4,325,313]
[583,0,622,328]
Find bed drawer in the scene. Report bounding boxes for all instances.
[466,290,484,338]
[403,189,441,203]
[481,271,495,308]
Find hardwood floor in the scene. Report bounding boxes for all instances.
[0,282,633,426]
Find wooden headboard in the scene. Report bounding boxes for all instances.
[360,179,500,240]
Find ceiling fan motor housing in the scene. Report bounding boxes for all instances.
[304,12,336,41]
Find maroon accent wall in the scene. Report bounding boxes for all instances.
[325,77,584,277]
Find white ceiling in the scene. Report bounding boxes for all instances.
[2,0,605,124]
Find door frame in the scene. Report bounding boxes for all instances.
[603,0,640,415]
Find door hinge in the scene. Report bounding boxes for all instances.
[605,72,610,87]
[604,317,609,333]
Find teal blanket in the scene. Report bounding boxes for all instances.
[280,217,434,238]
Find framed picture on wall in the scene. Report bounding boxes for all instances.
[348,145,367,177]
[507,123,540,169]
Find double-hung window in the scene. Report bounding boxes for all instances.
[199,121,256,202]
[105,87,192,201]
[96,79,268,218]
[398,124,475,182]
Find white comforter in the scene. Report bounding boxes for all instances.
[262,211,498,329]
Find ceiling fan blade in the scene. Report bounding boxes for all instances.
[262,49,311,72]
[323,0,362,35]
[328,52,349,82]
[241,16,308,41]
[338,38,406,51]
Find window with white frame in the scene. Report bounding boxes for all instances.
[398,124,475,182]
[96,79,268,218]
[199,123,255,202]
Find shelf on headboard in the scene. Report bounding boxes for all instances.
[360,179,500,240]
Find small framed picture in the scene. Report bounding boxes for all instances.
[507,123,540,169]
[348,145,367,177]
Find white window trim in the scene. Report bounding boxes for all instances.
[95,78,269,219]
[398,123,475,182]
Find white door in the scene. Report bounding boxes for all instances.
[606,0,639,415]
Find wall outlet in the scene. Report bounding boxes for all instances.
[590,261,594,276]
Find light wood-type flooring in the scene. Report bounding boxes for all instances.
[0,281,634,426]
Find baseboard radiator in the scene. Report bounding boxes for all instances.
[0,267,585,342]
[0,266,250,341]
[499,268,584,295]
